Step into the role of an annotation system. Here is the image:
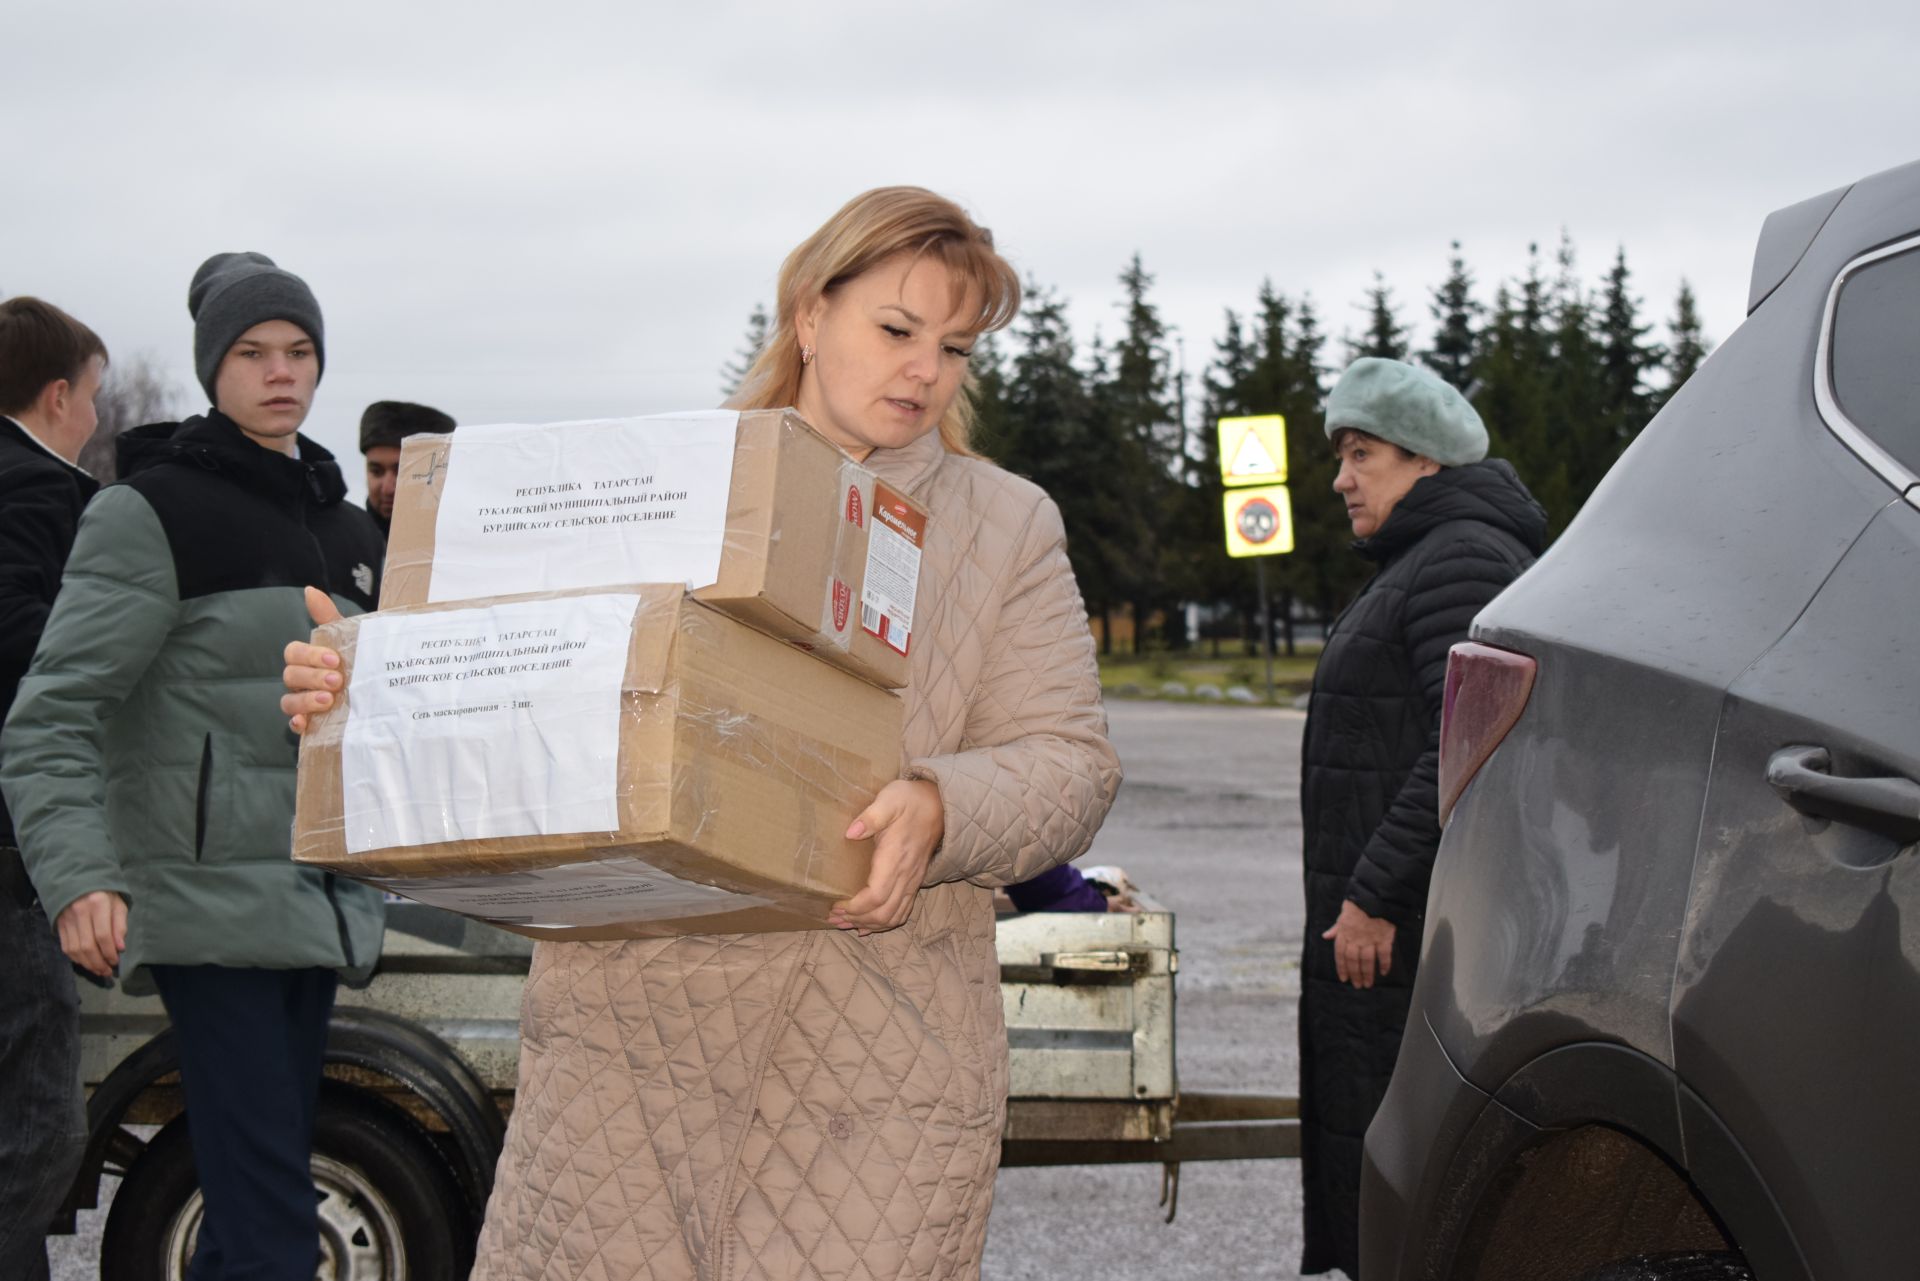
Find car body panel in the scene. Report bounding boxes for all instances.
[1672,500,1920,1277]
[1748,183,1850,316]
[1360,1012,1524,1281]
[1365,155,1920,1279]
[1418,647,1717,1085]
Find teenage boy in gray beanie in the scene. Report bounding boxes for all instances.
[358,399,455,535]
[3,252,386,1281]
[188,251,327,404]
[1294,357,1547,1277]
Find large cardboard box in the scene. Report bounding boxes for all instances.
[380,409,927,688]
[292,584,902,939]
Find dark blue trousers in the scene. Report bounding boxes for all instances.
[148,965,336,1281]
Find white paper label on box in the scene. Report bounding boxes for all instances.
[340,594,642,852]
[860,481,925,656]
[369,857,770,929]
[426,411,739,602]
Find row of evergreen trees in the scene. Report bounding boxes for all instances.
[725,238,1713,652]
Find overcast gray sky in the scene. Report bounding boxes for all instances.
[6,0,1917,499]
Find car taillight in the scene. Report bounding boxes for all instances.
[1438,642,1537,826]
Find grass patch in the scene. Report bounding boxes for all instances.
[1099,648,1320,705]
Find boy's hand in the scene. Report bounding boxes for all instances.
[57,890,128,978]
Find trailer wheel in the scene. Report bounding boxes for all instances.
[100,1087,471,1281]
[1575,1252,1754,1281]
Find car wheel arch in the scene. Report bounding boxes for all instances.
[1432,1043,1808,1281]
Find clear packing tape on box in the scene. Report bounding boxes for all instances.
[378,409,927,689]
[292,585,905,939]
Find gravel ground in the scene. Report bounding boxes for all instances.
[52,699,1336,1280]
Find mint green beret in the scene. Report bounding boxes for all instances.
[1323,357,1487,466]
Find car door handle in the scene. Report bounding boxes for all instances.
[1766,746,1920,845]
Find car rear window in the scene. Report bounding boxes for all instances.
[1830,242,1920,479]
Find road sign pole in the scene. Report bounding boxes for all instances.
[1256,557,1273,704]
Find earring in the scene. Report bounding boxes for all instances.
[801,344,815,366]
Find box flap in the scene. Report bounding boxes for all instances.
[380,434,452,608]
[623,585,681,693]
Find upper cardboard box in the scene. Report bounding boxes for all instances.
[380,409,927,688]
[292,584,903,939]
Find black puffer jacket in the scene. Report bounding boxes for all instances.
[0,418,100,846]
[1297,458,1546,1278]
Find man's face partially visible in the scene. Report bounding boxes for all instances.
[365,445,401,520]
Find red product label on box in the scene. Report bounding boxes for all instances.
[832,579,851,632]
[846,484,864,527]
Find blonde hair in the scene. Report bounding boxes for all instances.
[729,186,1021,457]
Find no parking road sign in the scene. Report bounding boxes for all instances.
[1223,483,1294,558]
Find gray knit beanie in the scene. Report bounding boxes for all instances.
[187,252,325,402]
[1324,357,1487,466]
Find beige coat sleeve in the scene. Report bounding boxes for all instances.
[910,497,1122,888]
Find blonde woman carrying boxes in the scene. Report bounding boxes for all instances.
[284,186,1121,1281]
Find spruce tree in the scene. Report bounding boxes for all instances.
[1516,243,1551,351]
[1474,253,1570,538]
[1005,281,1114,617]
[1595,246,1661,468]
[1423,242,1480,390]
[964,333,1013,466]
[1163,335,1209,652]
[719,303,769,397]
[1101,254,1181,650]
[1346,271,1410,362]
[1658,279,1712,410]
[1546,233,1610,504]
[1081,329,1125,651]
[1109,254,1182,468]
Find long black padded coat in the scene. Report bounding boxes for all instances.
[1297,458,1546,1278]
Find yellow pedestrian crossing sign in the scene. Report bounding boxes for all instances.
[1223,484,1294,558]
[1218,415,1288,486]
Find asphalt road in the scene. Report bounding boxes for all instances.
[52,699,1326,1281]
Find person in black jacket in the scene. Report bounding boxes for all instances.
[0,296,106,1281]
[1297,357,1547,1278]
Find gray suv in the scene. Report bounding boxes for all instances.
[1361,157,1920,1280]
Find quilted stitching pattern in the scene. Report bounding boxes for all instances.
[471,434,1122,1281]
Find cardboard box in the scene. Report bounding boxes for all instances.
[292,584,902,939]
[380,409,927,688]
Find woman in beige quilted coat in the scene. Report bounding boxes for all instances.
[284,186,1121,1281]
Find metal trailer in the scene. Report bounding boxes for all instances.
[61,897,1296,1280]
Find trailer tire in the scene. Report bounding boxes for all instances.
[100,1086,471,1281]
[1575,1252,1754,1281]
